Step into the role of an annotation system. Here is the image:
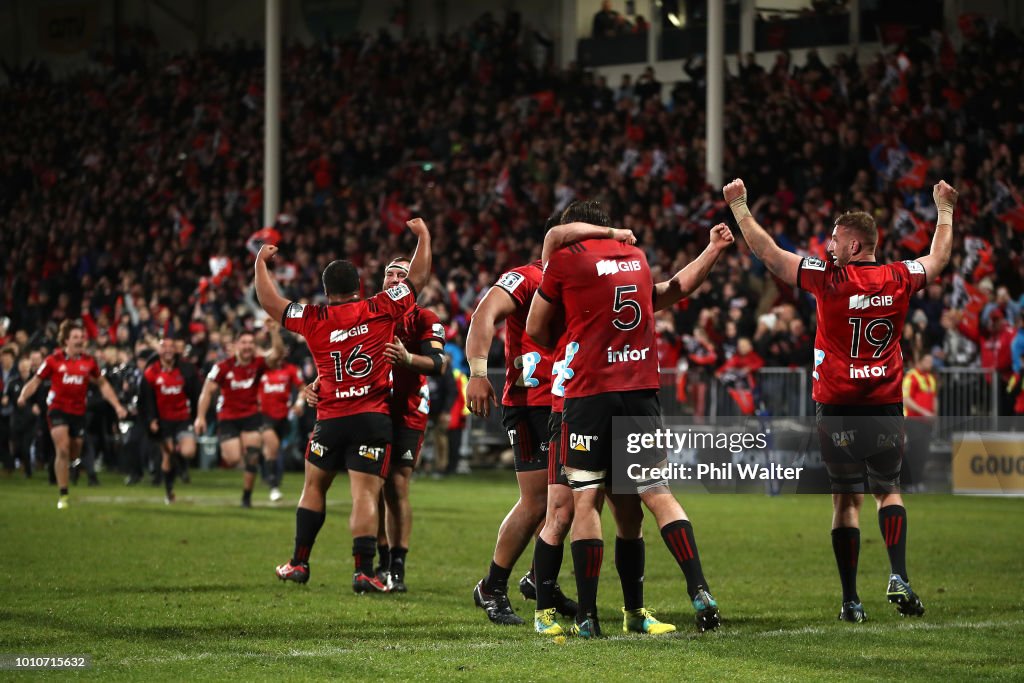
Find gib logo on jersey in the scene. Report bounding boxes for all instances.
[336,385,369,398]
[330,324,368,344]
[569,433,597,452]
[848,294,893,310]
[62,375,85,385]
[607,345,650,364]
[849,364,888,379]
[596,260,641,276]
[358,445,385,461]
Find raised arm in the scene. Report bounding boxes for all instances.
[542,222,636,266]
[654,223,734,311]
[916,180,958,281]
[722,178,801,287]
[464,286,517,418]
[254,244,289,323]
[264,318,285,365]
[405,218,433,294]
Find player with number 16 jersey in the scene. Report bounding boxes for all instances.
[283,286,415,424]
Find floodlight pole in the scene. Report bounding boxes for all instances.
[706,0,725,190]
[264,0,282,228]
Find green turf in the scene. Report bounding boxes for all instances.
[0,470,1021,681]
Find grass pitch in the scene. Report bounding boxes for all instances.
[0,470,1021,681]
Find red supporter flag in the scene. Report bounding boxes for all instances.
[991,181,1024,232]
[209,256,233,286]
[894,152,928,191]
[380,194,411,235]
[962,237,995,281]
[246,227,282,256]
[951,274,987,340]
[892,208,932,252]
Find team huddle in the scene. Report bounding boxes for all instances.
[18,175,958,637]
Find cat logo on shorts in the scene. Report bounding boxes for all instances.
[569,433,597,452]
[359,445,384,461]
[831,430,856,448]
[309,441,325,456]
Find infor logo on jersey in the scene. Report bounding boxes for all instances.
[596,260,641,276]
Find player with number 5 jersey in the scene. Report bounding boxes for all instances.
[254,217,432,595]
[465,216,637,626]
[723,177,958,625]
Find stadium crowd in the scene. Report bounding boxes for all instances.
[2,11,1024,478]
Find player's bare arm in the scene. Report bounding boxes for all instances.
[542,223,636,266]
[916,180,958,280]
[16,375,41,408]
[254,244,289,323]
[193,378,218,434]
[94,375,128,420]
[384,337,446,376]
[654,223,735,311]
[465,286,517,418]
[722,178,801,286]
[525,292,556,349]
[264,318,286,365]
[404,218,433,293]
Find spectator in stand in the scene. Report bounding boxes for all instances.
[593,0,624,38]
[960,308,1016,414]
[903,353,938,491]
[715,337,765,415]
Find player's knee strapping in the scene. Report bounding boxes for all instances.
[244,445,261,473]
[566,468,605,491]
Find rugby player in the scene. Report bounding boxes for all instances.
[530,208,734,637]
[140,338,201,504]
[194,321,285,508]
[526,200,726,638]
[466,216,635,625]
[18,320,128,509]
[259,353,305,502]
[722,177,957,621]
[259,218,431,593]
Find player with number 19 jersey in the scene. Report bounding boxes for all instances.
[494,262,553,407]
[797,258,927,405]
[282,282,418,420]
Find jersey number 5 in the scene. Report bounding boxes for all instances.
[612,285,641,331]
[848,317,894,359]
[330,345,373,381]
